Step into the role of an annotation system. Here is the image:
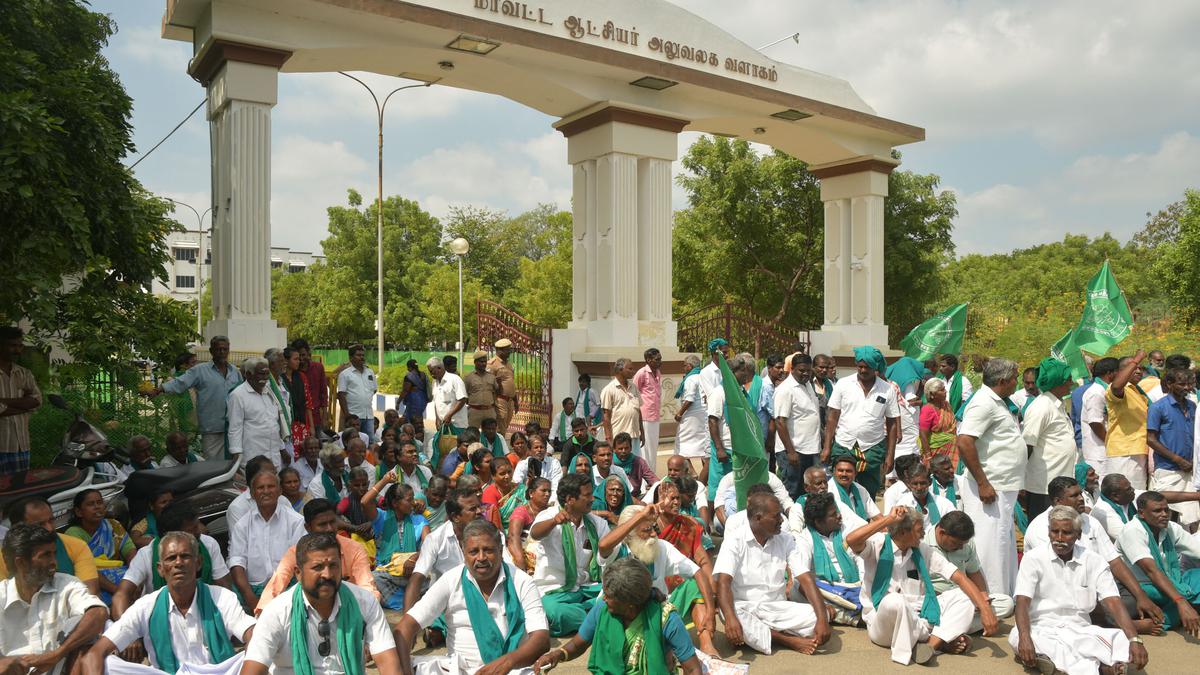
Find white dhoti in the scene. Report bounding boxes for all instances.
[865,589,975,665]
[1108,455,1148,490]
[1007,621,1129,675]
[1154,468,1200,525]
[676,417,709,459]
[414,655,533,675]
[968,593,1014,634]
[959,476,1018,596]
[104,653,245,675]
[642,420,660,462]
[200,433,225,461]
[733,599,817,655]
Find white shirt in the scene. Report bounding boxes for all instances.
[1021,393,1077,493]
[641,479,709,512]
[336,366,378,418]
[530,506,614,594]
[699,361,722,396]
[227,490,293,528]
[588,465,631,494]
[332,431,371,450]
[227,381,283,462]
[785,495,866,538]
[0,574,105,661]
[346,459,375,480]
[1091,492,1141,541]
[1117,518,1200,584]
[829,478,881,520]
[123,533,231,594]
[227,504,307,584]
[103,585,254,669]
[512,455,565,500]
[398,465,432,496]
[294,459,321,488]
[1014,544,1118,627]
[413,522,464,582]
[893,385,921,458]
[716,471,794,519]
[306,470,349,502]
[246,581,394,674]
[773,376,822,455]
[706,385,733,448]
[408,563,548,673]
[639,539,700,595]
[680,376,708,423]
[857,533,959,615]
[957,385,1027,491]
[713,523,809,603]
[881,482,955,529]
[431,373,469,428]
[1023,511,1118,562]
[1080,382,1108,462]
[1009,388,1033,413]
[828,375,900,449]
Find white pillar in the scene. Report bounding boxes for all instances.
[203,58,288,352]
[808,157,896,353]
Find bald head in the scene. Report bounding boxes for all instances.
[666,455,689,477]
[803,466,828,494]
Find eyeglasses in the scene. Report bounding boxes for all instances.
[317,619,331,657]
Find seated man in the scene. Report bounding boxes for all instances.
[256,499,377,613]
[1092,472,1200,541]
[112,503,232,620]
[529,473,615,636]
[306,444,350,502]
[558,416,595,471]
[0,497,99,596]
[0,523,107,675]
[829,455,881,523]
[713,468,794,532]
[511,434,565,496]
[480,417,511,458]
[785,466,865,534]
[157,431,200,468]
[1023,476,1164,634]
[1011,506,1149,675]
[243,533,401,674]
[397,521,549,674]
[924,510,1015,634]
[599,501,718,654]
[611,432,659,498]
[796,492,865,626]
[84,532,254,673]
[403,488,484,647]
[928,454,958,506]
[533,557,702,674]
[1117,490,1200,634]
[227,456,293,527]
[883,459,955,528]
[641,456,710,521]
[847,506,997,665]
[713,492,831,655]
[228,468,307,612]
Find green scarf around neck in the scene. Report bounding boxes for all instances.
[915,493,943,526]
[54,536,74,575]
[148,583,234,673]
[555,513,601,592]
[931,477,956,504]
[588,599,667,675]
[377,510,421,565]
[498,482,528,529]
[946,372,964,415]
[871,534,940,626]
[835,480,868,520]
[462,563,527,664]
[290,583,364,675]
[322,468,350,501]
[808,527,860,584]
[675,366,701,399]
[268,374,293,434]
[1101,493,1136,523]
[151,537,214,590]
[1139,517,1192,595]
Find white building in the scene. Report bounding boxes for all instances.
[152,229,323,302]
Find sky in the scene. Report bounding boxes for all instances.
[101,0,1200,256]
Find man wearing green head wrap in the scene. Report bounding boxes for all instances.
[1019,357,1078,519]
[700,338,731,397]
[823,346,900,499]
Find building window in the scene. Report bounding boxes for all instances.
[271,260,283,269]
[288,263,306,273]
[205,250,211,264]
[175,275,196,289]
[173,247,197,262]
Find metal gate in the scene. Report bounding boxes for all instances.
[476,299,552,434]
[677,302,809,359]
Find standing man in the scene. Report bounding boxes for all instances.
[706,353,757,502]
[700,338,730,396]
[1148,368,1199,528]
[1009,366,1040,419]
[822,346,899,499]
[674,354,710,479]
[1020,358,1078,519]
[774,353,822,500]
[632,347,663,458]
[601,358,645,463]
[428,357,467,464]
[1146,350,1166,377]
[956,357,1026,596]
[336,344,377,439]
[489,339,519,433]
[1081,357,1120,477]
[573,374,603,437]
[463,350,498,430]
[228,357,286,471]
[1070,358,1096,449]
[153,335,242,461]
[937,354,973,415]
[1106,351,1152,489]
[0,326,41,475]
[292,338,329,433]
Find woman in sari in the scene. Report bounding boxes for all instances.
[284,346,313,458]
[336,467,377,560]
[66,488,134,603]
[279,466,309,512]
[919,377,959,467]
[375,439,399,481]
[507,476,552,573]
[506,431,529,468]
[363,477,430,608]
[592,475,632,526]
[570,453,594,479]
[483,456,523,529]
[129,488,173,549]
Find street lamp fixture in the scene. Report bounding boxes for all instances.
[450,238,469,368]
[164,197,212,342]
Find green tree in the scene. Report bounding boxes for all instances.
[1152,189,1200,322]
[884,168,957,333]
[505,208,572,327]
[0,1,193,368]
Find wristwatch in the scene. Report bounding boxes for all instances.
[1130,636,1145,644]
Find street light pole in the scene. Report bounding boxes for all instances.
[165,198,212,342]
[339,72,435,374]
[449,237,470,368]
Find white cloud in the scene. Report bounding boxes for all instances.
[270,136,372,251]
[112,25,190,70]
[276,72,489,128]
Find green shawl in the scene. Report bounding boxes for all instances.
[871,535,939,625]
[497,482,528,529]
[377,510,421,566]
[322,468,350,501]
[808,527,859,584]
[1101,494,1136,524]
[588,599,668,675]
[148,583,234,673]
[267,374,293,438]
[834,480,868,521]
[914,493,943,526]
[54,536,74,575]
[151,537,214,590]
[945,371,965,415]
[463,563,527,664]
[290,583,364,675]
[931,477,956,504]
[675,366,701,399]
[555,514,601,592]
[1140,517,1193,596]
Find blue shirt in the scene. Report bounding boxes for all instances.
[1147,395,1196,470]
[758,379,776,441]
[578,601,696,663]
[1070,380,1091,448]
[161,362,243,434]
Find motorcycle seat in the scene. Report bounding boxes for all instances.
[124,460,238,503]
[0,466,86,510]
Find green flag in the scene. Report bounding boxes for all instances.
[717,354,768,511]
[899,303,968,361]
[1072,261,1133,355]
[1050,328,1090,381]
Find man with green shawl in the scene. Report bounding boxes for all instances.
[243,533,400,674]
[85,532,254,675]
[797,492,866,626]
[1019,357,1077,519]
[936,354,973,415]
[528,473,616,636]
[533,557,702,675]
[823,346,899,500]
[1117,491,1200,633]
[847,505,997,665]
[398,520,549,674]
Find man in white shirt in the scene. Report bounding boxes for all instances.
[402,488,483,646]
[1080,357,1120,476]
[529,473,615,636]
[822,345,899,499]
[1008,366,1039,417]
[427,357,467,461]
[601,358,645,462]
[713,470,794,532]
[228,469,307,613]
[881,458,955,529]
[923,511,1014,635]
[306,444,350,503]
[713,492,831,656]
[228,356,286,471]
[243,533,401,675]
[0,524,107,675]
[794,492,866,626]
[1012,506,1148,675]
[706,352,757,503]
[828,455,881,523]
[293,436,323,489]
[228,456,295,528]
[1117,490,1200,633]
[936,354,974,414]
[847,506,997,665]
[955,357,1026,596]
[699,338,730,398]
[642,455,709,518]
[1092,472,1200,542]
[1020,358,1079,519]
[336,344,378,439]
[85,532,254,674]
[773,353,822,501]
[396,520,549,675]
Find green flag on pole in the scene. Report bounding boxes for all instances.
[899,303,969,361]
[1050,328,1090,381]
[1050,262,1134,380]
[717,354,768,511]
